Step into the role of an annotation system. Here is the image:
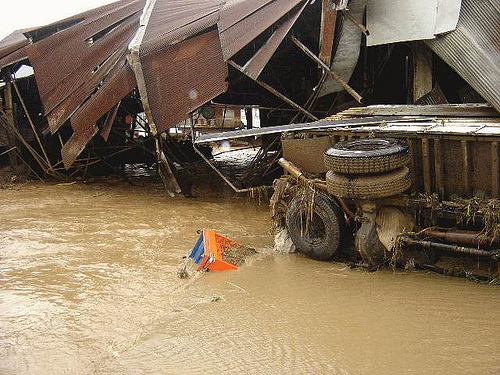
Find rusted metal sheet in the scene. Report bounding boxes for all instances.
[218,0,274,32]
[61,62,135,169]
[0,30,29,60]
[101,102,121,142]
[28,12,141,116]
[0,47,28,69]
[426,0,500,113]
[70,62,136,137]
[140,0,223,57]
[61,125,99,169]
[141,30,228,134]
[243,1,307,79]
[219,0,304,60]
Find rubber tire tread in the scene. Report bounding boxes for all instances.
[324,138,410,174]
[286,191,344,261]
[326,166,411,199]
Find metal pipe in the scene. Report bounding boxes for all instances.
[421,228,498,247]
[278,157,328,193]
[344,11,370,36]
[290,35,363,104]
[403,238,499,260]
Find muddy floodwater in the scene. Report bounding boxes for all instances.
[1,182,499,374]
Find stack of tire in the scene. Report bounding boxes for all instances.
[324,138,411,200]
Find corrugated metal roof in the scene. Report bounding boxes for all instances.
[139,0,223,57]
[141,30,228,134]
[218,0,304,60]
[243,1,307,79]
[426,0,500,113]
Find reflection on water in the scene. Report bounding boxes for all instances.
[0,183,499,374]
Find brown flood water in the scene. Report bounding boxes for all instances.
[1,182,499,374]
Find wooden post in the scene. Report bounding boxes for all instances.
[2,69,19,166]
[433,138,445,199]
[421,138,432,194]
[412,43,433,102]
[492,142,499,197]
[461,140,470,196]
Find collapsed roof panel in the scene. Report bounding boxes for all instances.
[141,30,228,134]
[139,0,223,56]
[218,0,304,60]
[0,30,29,61]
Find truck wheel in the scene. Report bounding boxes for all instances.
[324,138,410,174]
[326,166,411,199]
[286,191,344,261]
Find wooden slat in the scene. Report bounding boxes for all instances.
[433,138,445,198]
[422,138,432,194]
[461,140,470,196]
[318,0,337,65]
[492,142,499,197]
[408,139,418,193]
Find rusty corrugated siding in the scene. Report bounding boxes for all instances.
[0,30,29,61]
[426,0,500,113]
[219,0,303,60]
[141,30,228,134]
[27,2,142,115]
[62,61,136,168]
[139,0,223,57]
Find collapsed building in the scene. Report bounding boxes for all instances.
[1,0,500,279]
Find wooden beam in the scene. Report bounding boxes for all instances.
[228,60,318,121]
[319,0,337,65]
[412,43,433,102]
[492,142,499,197]
[421,138,432,194]
[433,138,445,199]
[290,35,363,103]
[461,140,470,196]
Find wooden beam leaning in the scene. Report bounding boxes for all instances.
[492,142,499,197]
[228,60,318,121]
[12,80,52,169]
[290,35,363,104]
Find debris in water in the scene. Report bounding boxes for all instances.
[188,229,257,272]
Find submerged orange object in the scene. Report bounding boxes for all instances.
[189,230,240,271]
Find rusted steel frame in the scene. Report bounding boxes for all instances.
[433,138,445,198]
[319,0,337,65]
[343,10,369,36]
[492,142,499,197]
[421,228,499,247]
[461,140,470,196]
[12,81,52,168]
[421,138,432,194]
[290,35,363,104]
[228,60,318,121]
[403,237,499,260]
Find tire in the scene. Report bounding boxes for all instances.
[286,191,344,261]
[326,166,411,199]
[324,138,410,174]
